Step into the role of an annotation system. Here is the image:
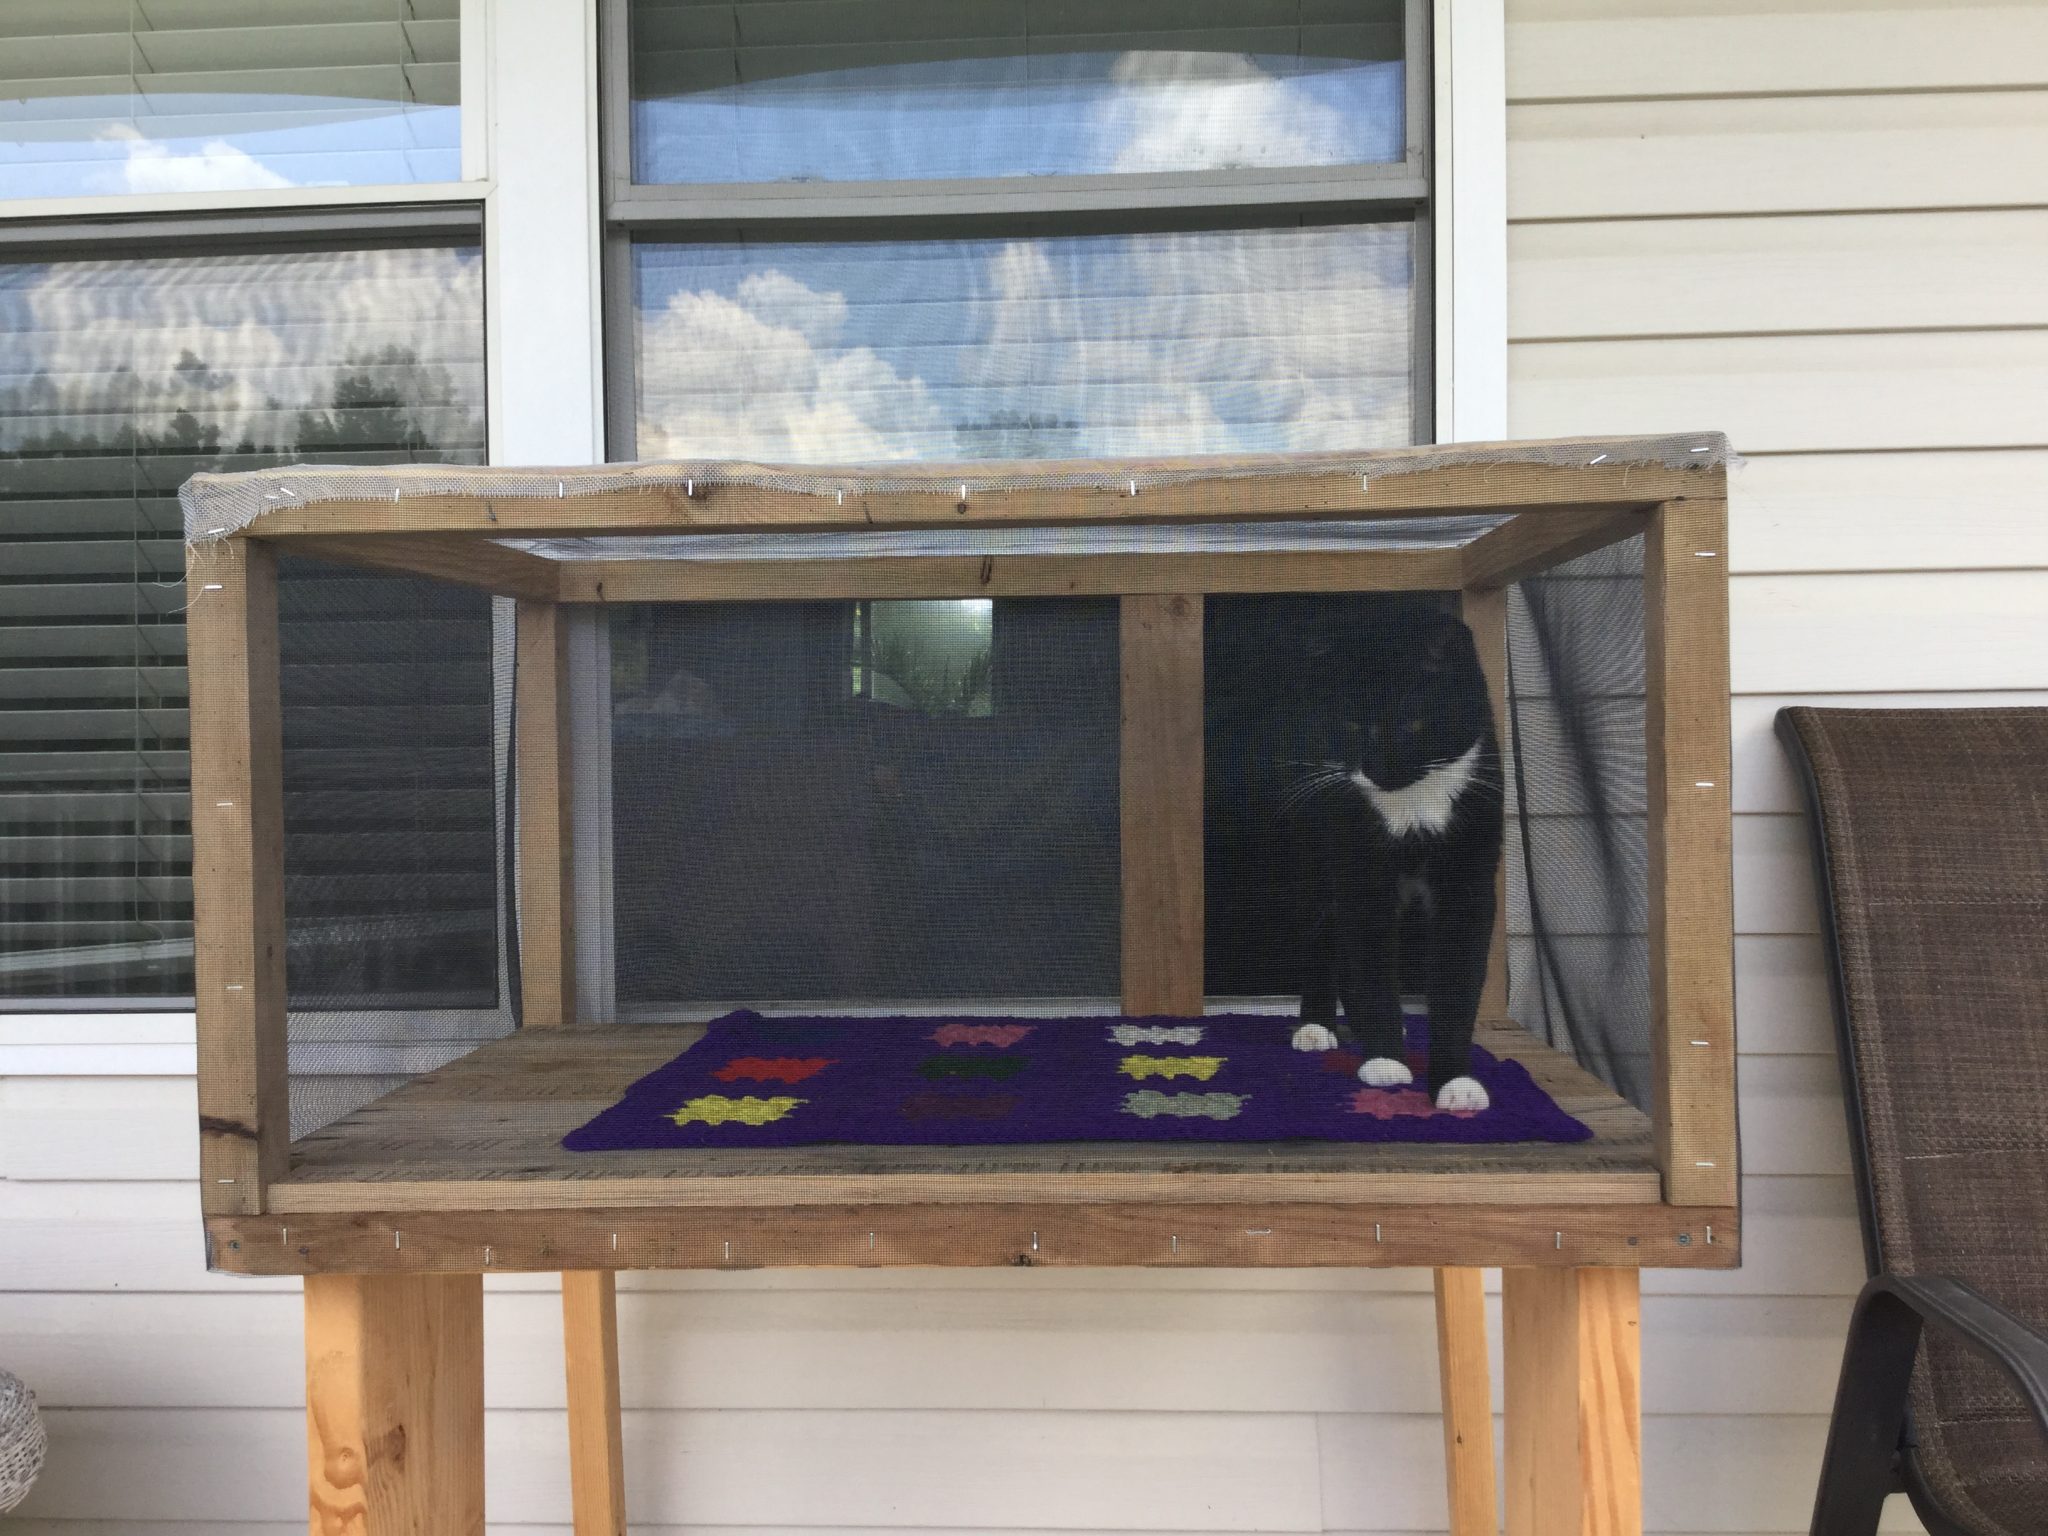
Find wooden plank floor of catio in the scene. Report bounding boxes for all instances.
[266,1022,1659,1214]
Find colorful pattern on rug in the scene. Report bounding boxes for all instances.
[562,1012,1594,1151]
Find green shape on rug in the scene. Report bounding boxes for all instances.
[920,1054,1025,1081]
[1120,1090,1248,1121]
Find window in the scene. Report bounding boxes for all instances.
[1,1,464,200]
[608,597,1122,1008]
[600,0,1433,1014]
[2,1,486,1014]
[0,233,490,1003]
[607,0,1431,457]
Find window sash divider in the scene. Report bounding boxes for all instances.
[0,200,484,256]
[607,166,1428,228]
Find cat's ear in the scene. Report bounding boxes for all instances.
[1422,612,1468,661]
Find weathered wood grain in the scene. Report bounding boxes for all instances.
[304,1272,484,1535]
[185,539,288,1216]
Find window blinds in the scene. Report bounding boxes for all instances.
[0,243,488,1001]
[1,0,461,198]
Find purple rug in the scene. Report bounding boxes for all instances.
[562,1011,1592,1150]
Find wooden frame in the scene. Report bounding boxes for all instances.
[182,445,1732,1536]
[187,447,1736,1265]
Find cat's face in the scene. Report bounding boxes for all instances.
[1334,620,1491,792]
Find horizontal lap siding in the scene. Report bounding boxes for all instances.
[1501,5,2048,1534]
[9,4,2043,1532]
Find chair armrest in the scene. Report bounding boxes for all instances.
[1876,1274,2048,1424]
[1812,1273,2048,1536]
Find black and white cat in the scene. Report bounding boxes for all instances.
[1280,611,1504,1112]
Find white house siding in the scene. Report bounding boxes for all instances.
[5,2,2047,1531]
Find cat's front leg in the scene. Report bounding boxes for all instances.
[1424,886,1494,1111]
[1292,911,1344,1053]
[1337,920,1407,1085]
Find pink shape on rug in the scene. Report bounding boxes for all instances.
[929,1023,1035,1049]
[1349,1088,1479,1121]
[713,1056,832,1085]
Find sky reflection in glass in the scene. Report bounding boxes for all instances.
[634,222,1415,462]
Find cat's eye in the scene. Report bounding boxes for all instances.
[1404,720,1426,734]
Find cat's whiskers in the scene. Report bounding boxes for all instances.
[1278,765,1352,814]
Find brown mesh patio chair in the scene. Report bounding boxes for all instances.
[1778,707,2048,1536]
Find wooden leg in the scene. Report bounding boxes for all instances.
[562,1271,628,1536]
[1435,1267,1500,1536]
[305,1272,484,1536]
[1502,1267,1641,1536]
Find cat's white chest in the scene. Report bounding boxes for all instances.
[1351,741,1482,838]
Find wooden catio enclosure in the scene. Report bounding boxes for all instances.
[182,435,1734,1535]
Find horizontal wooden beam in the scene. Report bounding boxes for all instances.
[1461,508,1650,591]
[557,548,1465,603]
[209,1201,1738,1275]
[273,533,559,601]
[261,1163,1661,1212]
[232,459,1718,542]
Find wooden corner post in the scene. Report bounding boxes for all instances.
[562,1271,629,1536]
[1435,1266,1501,1536]
[1459,584,1511,1021]
[1643,497,1736,1207]
[188,537,289,1215]
[515,599,576,1028]
[306,1272,485,1535]
[515,601,625,1531]
[1503,1266,1641,1536]
[1120,593,1204,1015]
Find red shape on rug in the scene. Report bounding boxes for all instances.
[930,1022,1035,1048]
[1321,1050,1364,1076]
[1349,1087,1477,1121]
[713,1056,833,1085]
[900,1090,1018,1121]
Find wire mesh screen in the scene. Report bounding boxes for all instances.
[1202,570,1649,1113]
[1505,539,1651,1109]
[257,522,1652,1142]
[277,559,510,1137]
[604,598,1121,1012]
[1206,590,1465,997]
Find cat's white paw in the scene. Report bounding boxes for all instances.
[1357,1056,1414,1088]
[1292,1022,1340,1053]
[1435,1076,1490,1112]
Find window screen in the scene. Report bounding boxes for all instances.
[0,243,487,1001]
[1,0,461,199]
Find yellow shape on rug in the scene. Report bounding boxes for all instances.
[1118,1054,1225,1082]
[670,1094,805,1127]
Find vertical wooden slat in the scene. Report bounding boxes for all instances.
[1643,498,1737,1206]
[1502,1267,1642,1536]
[1461,584,1512,1020]
[187,538,289,1216]
[1435,1266,1500,1536]
[515,599,576,1027]
[1119,593,1205,1015]
[562,1271,628,1536]
[305,1272,485,1536]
